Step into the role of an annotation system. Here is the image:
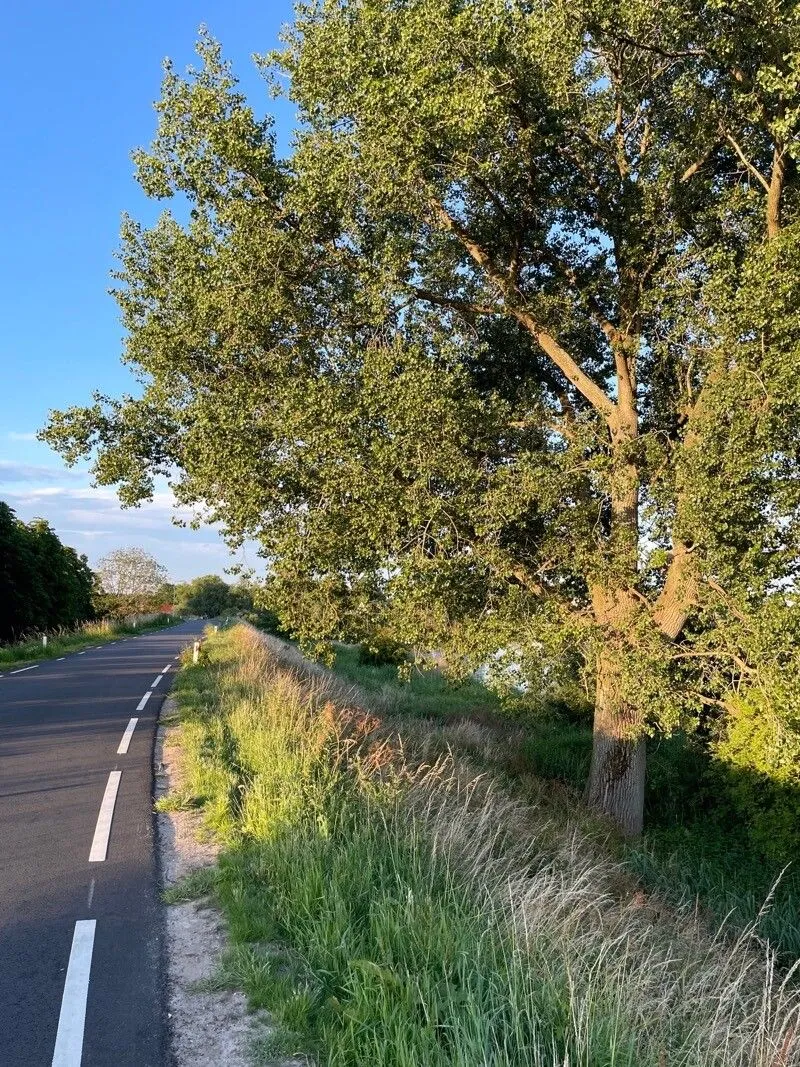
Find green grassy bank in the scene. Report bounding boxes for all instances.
[167,626,799,1067]
[326,644,800,962]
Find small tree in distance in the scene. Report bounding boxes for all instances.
[174,574,232,617]
[95,547,168,616]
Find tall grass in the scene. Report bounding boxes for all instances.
[0,613,177,668]
[171,626,800,1067]
[308,641,800,962]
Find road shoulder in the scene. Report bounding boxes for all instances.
[155,697,270,1067]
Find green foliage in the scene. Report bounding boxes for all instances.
[172,573,276,625]
[40,6,800,834]
[712,694,800,862]
[357,631,407,668]
[174,573,232,617]
[170,626,800,1065]
[0,500,94,642]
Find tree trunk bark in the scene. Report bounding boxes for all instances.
[767,139,786,242]
[585,650,646,837]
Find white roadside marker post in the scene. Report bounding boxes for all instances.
[193,640,200,665]
[43,635,48,649]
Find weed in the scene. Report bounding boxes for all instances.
[162,866,219,903]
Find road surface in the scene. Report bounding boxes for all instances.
[0,620,205,1066]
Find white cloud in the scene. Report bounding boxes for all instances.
[0,475,245,581]
[7,431,37,441]
[0,461,83,484]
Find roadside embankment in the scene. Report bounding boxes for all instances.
[162,623,800,1067]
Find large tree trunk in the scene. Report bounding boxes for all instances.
[585,381,646,837]
[586,649,646,837]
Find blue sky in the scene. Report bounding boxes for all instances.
[0,1,296,581]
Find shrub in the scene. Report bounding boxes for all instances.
[357,631,408,668]
[712,693,800,862]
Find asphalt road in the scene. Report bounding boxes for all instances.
[0,620,205,1066]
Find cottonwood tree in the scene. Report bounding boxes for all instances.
[95,547,168,614]
[43,2,800,835]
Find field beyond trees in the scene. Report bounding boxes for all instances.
[167,625,800,1066]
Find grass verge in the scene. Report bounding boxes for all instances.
[0,613,178,669]
[326,645,800,962]
[170,625,800,1067]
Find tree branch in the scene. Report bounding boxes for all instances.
[724,132,771,192]
[429,199,617,421]
[680,140,720,183]
[767,139,787,240]
[652,540,697,639]
[411,287,499,317]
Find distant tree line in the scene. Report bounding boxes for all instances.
[174,574,284,633]
[0,501,94,642]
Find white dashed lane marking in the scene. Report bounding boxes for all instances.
[88,771,122,863]
[135,692,152,712]
[117,718,138,755]
[51,919,96,1067]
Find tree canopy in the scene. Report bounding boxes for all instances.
[0,501,95,641]
[175,574,232,617]
[42,1,800,835]
[94,546,170,616]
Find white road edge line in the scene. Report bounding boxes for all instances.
[57,657,66,661]
[136,691,152,712]
[162,664,171,673]
[117,717,138,755]
[77,652,86,656]
[10,665,38,674]
[51,919,96,1067]
[89,771,122,862]
[151,674,163,688]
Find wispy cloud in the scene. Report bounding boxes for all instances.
[7,431,37,441]
[0,461,83,483]
[0,477,244,581]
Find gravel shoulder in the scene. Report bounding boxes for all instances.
[155,696,272,1067]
